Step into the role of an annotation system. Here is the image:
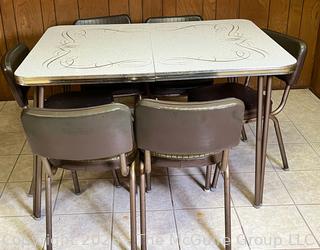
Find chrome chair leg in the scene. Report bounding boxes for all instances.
[146,173,151,192]
[130,161,137,250]
[222,151,231,250]
[241,125,248,142]
[28,177,35,197]
[211,164,221,190]
[71,170,81,195]
[112,169,121,187]
[45,172,53,250]
[140,161,147,250]
[33,155,42,219]
[204,165,213,191]
[270,115,289,170]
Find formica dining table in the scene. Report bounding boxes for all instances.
[15,19,297,219]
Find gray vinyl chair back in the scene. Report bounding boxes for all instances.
[74,14,131,25]
[1,43,30,108]
[145,15,202,23]
[21,103,133,161]
[263,29,307,86]
[135,98,244,154]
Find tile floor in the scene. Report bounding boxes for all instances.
[0,89,320,249]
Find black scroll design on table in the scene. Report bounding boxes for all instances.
[159,23,269,65]
[42,28,152,70]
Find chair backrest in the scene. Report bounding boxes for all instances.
[1,43,30,108]
[145,15,202,23]
[263,29,307,86]
[21,103,134,161]
[135,98,244,155]
[74,14,131,25]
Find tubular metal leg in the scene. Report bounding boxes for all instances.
[211,164,221,190]
[146,173,151,192]
[259,77,273,204]
[254,76,264,208]
[112,169,121,187]
[241,125,248,142]
[33,86,44,219]
[224,162,231,250]
[140,162,147,250]
[33,155,42,219]
[270,115,289,170]
[129,161,137,250]
[71,170,81,195]
[204,165,213,191]
[45,172,53,250]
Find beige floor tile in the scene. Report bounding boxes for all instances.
[311,143,320,155]
[9,154,63,182]
[0,155,18,182]
[298,205,320,243]
[0,181,59,216]
[0,101,22,115]
[54,179,114,214]
[267,143,320,171]
[0,132,25,155]
[250,121,306,144]
[295,121,320,143]
[112,210,179,250]
[236,205,319,249]
[170,175,225,209]
[231,172,293,206]
[0,216,45,250]
[52,213,112,250]
[21,141,32,154]
[63,168,113,180]
[229,145,274,173]
[168,166,207,176]
[114,176,172,212]
[278,171,320,204]
[0,101,5,111]
[0,113,24,133]
[175,208,249,250]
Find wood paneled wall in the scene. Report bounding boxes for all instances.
[0,0,319,100]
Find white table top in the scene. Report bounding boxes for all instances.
[15,19,297,86]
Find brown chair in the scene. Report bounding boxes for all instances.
[21,103,137,250]
[135,98,245,250]
[188,29,307,187]
[74,14,145,100]
[1,43,120,203]
[145,15,213,97]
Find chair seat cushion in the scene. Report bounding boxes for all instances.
[151,79,213,96]
[44,91,113,109]
[81,83,144,97]
[188,83,271,119]
[49,149,136,172]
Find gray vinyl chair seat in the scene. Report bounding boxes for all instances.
[44,91,113,109]
[188,82,272,120]
[135,98,244,250]
[21,103,138,250]
[145,16,212,97]
[49,149,136,171]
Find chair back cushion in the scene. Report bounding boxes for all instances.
[263,29,307,86]
[135,98,244,154]
[1,43,30,107]
[21,103,133,160]
[145,15,202,23]
[74,14,131,25]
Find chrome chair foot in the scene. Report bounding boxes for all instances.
[241,125,248,142]
[71,170,81,195]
